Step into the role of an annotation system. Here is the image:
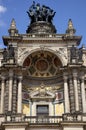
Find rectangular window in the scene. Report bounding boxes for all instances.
[36,105,49,116]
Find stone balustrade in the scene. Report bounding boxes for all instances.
[0,113,86,125]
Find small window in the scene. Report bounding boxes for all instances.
[36,105,49,116]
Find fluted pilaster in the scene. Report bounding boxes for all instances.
[69,78,75,113]
[17,76,22,113]
[12,78,17,113]
[8,74,13,111]
[73,72,79,111]
[63,74,70,113]
[81,77,86,113]
[4,80,9,112]
[0,77,5,113]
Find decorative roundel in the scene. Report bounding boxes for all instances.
[36,59,48,72]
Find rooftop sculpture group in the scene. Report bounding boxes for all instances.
[27,1,56,24]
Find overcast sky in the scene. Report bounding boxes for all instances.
[0,0,86,48]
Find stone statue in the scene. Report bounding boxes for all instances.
[3,44,15,61]
[78,48,83,62]
[27,2,56,24]
[47,9,56,23]
[3,48,8,61]
[70,45,83,63]
[27,9,36,24]
[70,45,77,59]
[41,5,48,21]
[8,44,15,58]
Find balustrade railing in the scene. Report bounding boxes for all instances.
[1,115,62,124]
[24,116,62,124]
[0,112,85,125]
[63,113,83,121]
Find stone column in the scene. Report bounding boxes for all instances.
[8,75,13,111]
[73,72,79,111]
[17,76,22,113]
[0,77,5,113]
[81,77,86,113]
[63,75,70,113]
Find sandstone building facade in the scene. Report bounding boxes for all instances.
[0,2,86,130]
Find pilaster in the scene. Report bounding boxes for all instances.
[73,71,79,111]
[17,76,22,113]
[63,73,70,113]
[81,76,86,113]
[0,76,5,113]
[8,70,13,111]
[69,78,75,113]
[12,78,17,113]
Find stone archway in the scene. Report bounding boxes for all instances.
[23,50,62,77]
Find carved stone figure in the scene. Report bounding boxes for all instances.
[78,48,83,62]
[27,2,56,24]
[70,45,77,59]
[3,48,8,61]
[8,44,15,58]
[41,5,48,21]
[27,9,36,24]
[70,45,83,63]
[3,44,15,61]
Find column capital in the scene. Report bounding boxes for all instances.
[63,75,68,82]
[69,78,73,84]
[18,76,23,81]
[72,69,77,77]
[9,69,13,77]
[73,73,77,79]
[81,76,84,83]
[1,76,5,81]
[63,72,68,81]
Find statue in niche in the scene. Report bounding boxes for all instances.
[3,48,8,61]
[8,44,15,58]
[27,1,56,24]
[70,45,83,63]
[78,48,83,62]
[70,45,77,59]
[3,44,15,62]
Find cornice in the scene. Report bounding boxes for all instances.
[2,34,82,46]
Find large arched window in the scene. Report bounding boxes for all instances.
[23,51,62,77]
